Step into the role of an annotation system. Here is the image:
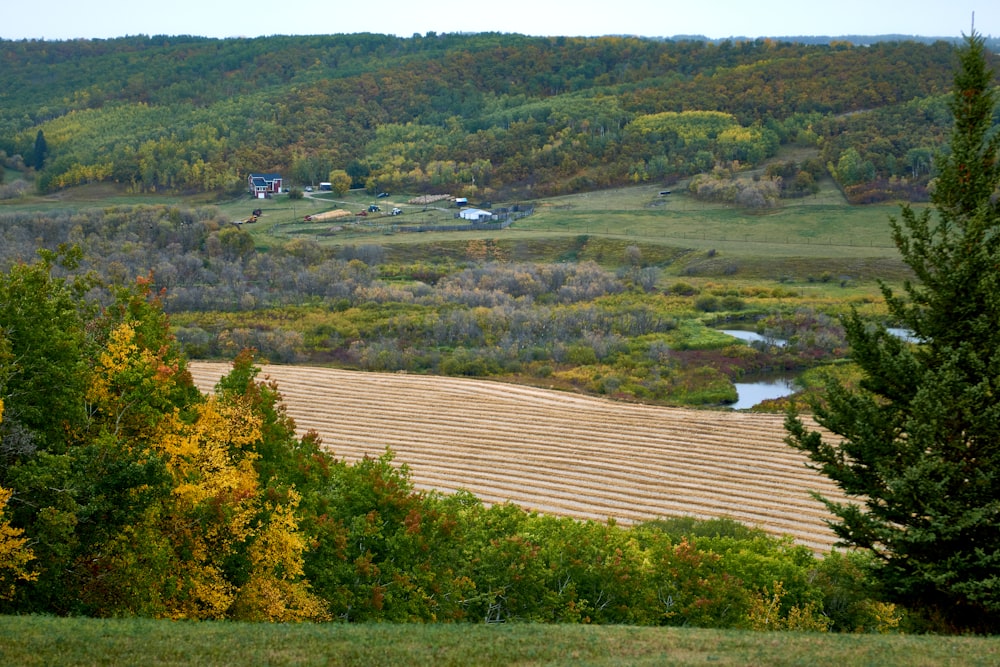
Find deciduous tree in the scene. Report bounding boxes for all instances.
[0,403,38,602]
[327,169,352,196]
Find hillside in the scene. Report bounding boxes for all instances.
[189,361,845,552]
[2,34,991,202]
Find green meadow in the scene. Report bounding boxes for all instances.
[2,615,998,667]
[197,176,915,282]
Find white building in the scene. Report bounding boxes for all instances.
[459,208,492,222]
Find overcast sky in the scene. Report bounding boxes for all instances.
[1,0,995,41]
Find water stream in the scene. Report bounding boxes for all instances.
[717,328,795,409]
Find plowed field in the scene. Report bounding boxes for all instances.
[189,362,847,552]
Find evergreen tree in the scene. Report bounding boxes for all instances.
[32,131,48,171]
[786,32,1000,633]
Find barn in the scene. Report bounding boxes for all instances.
[459,208,492,222]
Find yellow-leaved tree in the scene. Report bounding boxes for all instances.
[157,394,327,621]
[0,400,39,600]
[83,316,326,620]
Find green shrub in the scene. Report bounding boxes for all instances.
[694,295,720,312]
[565,345,599,365]
[668,281,699,296]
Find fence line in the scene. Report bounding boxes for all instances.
[395,207,534,234]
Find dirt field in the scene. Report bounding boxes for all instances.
[189,362,847,552]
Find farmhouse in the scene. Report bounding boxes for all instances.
[248,173,283,198]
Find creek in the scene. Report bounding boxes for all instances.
[716,328,796,409]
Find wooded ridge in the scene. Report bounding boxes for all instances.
[2,34,995,201]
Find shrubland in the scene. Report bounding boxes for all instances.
[0,203,866,406]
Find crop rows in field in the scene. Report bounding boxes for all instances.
[189,362,846,552]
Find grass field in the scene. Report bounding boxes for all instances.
[235,182,911,258]
[189,361,845,552]
[213,180,914,286]
[1,614,997,666]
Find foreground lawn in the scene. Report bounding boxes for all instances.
[1,616,997,666]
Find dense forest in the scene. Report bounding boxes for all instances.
[1,33,996,202]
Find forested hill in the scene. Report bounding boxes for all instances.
[0,33,995,201]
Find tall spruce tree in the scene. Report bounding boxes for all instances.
[31,131,48,171]
[786,32,1000,633]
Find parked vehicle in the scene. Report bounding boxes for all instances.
[390,207,402,216]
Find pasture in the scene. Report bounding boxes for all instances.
[189,171,909,253]
[190,361,845,552]
[2,168,916,282]
[224,180,915,283]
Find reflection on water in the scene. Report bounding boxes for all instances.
[718,329,787,347]
[730,376,797,410]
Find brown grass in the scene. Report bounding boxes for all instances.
[189,362,845,552]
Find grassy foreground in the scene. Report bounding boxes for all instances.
[1,616,997,667]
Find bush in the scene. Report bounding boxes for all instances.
[668,281,699,296]
[695,295,720,312]
[565,345,599,365]
[719,295,746,311]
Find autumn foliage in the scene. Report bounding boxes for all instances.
[0,253,900,630]
[0,34,982,199]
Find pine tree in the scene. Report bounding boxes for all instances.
[786,32,1000,633]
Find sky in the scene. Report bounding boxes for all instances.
[1,0,995,41]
